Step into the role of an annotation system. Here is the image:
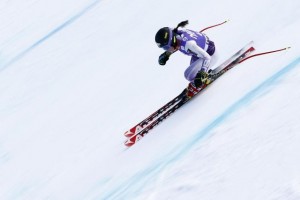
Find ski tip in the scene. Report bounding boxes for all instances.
[124,140,135,147]
[124,135,138,147]
[124,131,135,138]
[285,46,291,50]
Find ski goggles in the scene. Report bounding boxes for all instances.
[157,33,177,51]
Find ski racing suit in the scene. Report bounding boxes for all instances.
[176,28,216,82]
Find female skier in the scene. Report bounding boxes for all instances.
[155,20,216,97]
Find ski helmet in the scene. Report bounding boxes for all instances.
[155,27,176,50]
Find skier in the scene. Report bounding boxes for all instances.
[155,20,217,98]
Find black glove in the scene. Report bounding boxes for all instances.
[158,52,170,65]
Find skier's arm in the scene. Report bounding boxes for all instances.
[186,40,211,68]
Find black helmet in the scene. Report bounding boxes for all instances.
[155,20,188,50]
[155,27,175,50]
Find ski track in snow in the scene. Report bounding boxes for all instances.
[0,0,102,72]
[101,57,300,199]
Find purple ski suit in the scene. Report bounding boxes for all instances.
[175,28,215,82]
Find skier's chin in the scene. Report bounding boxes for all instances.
[168,46,178,52]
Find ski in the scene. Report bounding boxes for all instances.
[124,42,255,147]
[124,89,187,138]
[212,41,254,74]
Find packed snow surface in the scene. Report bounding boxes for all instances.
[1,0,300,199]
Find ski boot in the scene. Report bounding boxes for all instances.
[194,70,211,88]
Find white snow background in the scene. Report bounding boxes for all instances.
[1,0,300,199]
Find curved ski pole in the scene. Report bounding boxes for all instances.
[200,20,229,32]
[239,47,291,64]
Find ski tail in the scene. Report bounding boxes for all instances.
[212,41,254,74]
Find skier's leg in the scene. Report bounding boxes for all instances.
[184,58,205,82]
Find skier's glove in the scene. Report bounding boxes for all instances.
[194,70,209,88]
[158,52,170,65]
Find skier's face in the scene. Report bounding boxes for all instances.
[163,36,179,52]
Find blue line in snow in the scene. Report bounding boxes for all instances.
[175,57,300,159]
[0,0,101,71]
[101,57,300,200]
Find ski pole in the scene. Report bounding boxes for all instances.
[200,20,229,32]
[239,47,291,63]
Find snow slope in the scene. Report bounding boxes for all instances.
[1,0,300,199]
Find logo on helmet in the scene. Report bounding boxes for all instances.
[164,32,168,39]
